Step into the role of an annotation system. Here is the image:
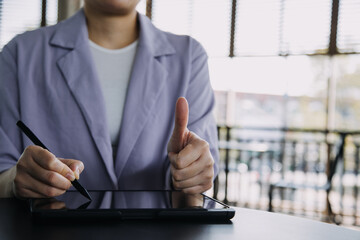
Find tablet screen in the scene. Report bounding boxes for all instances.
[30,190,230,211]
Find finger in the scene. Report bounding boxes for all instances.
[41,201,66,210]
[33,198,66,210]
[33,198,59,208]
[174,97,189,136]
[182,184,212,195]
[171,153,213,181]
[15,172,67,198]
[24,163,71,191]
[174,178,212,195]
[169,136,209,170]
[29,147,75,181]
[171,97,189,153]
[168,145,199,170]
[59,158,84,180]
[172,168,213,191]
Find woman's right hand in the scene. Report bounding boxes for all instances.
[13,145,84,198]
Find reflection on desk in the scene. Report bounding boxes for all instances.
[0,198,359,240]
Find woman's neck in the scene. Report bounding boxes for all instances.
[84,6,139,49]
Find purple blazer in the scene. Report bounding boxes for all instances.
[0,10,219,190]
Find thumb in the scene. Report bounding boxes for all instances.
[169,97,189,153]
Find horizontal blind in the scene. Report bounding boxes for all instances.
[0,0,42,49]
[2,0,359,57]
[337,0,360,53]
[151,0,231,57]
[46,0,58,26]
[281,0,331,55]
[235,0,281,56]
[0,0,58,50]
[235,0,332,56]
[136,0,146,16]
[152,0,193,37]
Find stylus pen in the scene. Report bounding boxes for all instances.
[16,120,92,201]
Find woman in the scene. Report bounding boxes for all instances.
[0,0,219,198]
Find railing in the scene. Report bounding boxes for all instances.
[214,126,360,227]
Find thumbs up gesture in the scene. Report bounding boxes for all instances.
[167,97,214,194]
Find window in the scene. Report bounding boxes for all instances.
[152,0,231,57]
[2,0,360,130]
[149,0,360,130]
[278,0,332,55]
[0,0,57,49]
[337,0,360,53]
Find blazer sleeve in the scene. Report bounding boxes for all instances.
[163,38,220,190]
[0,40,23,173]
[185,39,220,178]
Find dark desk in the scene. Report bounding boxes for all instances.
[0,198,359,240]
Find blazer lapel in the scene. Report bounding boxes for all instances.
[114,46,168,178]
[114,14,176,179]
[51,10,118,188]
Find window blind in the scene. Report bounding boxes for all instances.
[151,0,335,57]
[235,0,282,56]
[280,0,332,55]
[235,0,332,56]
[1,0,360,56]
[337,0,360,53]
[151,0,231,57]
[136,0,146,16]
[0,0,57,50]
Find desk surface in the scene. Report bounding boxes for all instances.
[0,198,359,240]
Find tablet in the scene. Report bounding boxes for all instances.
[29,190,235,221]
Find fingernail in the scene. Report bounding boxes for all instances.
[65,172,75,181]
[75,168,80,179]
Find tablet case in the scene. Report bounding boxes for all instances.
[29,190,235,221]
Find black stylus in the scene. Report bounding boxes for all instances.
[16,120,92,201]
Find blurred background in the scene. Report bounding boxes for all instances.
[1,0,359,230]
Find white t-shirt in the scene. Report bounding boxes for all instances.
[89,39,138,155]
